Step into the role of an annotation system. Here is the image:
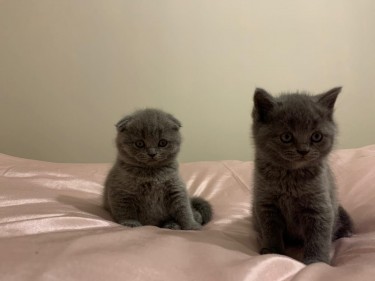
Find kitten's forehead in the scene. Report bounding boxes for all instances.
[125,109,180,138]
[129,120,174,137]
[277,93,319,110]
[274,94,325,130]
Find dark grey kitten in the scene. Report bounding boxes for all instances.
[251,87,353,264]
[104,108,212,230]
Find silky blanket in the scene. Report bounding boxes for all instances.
[1,145,375,281]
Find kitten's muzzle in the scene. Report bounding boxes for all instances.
[147,148,157,158]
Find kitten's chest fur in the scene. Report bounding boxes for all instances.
[135,177,167,199]
[255,162,334,229]
[276,172,318,229]
[118,164,179,224]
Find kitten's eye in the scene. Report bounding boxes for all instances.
[134,140,145,148]
[158,139,168,147]
[280,132,293,143]
[311,132,323,142]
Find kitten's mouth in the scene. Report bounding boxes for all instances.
[294,156,313,163]
[297,155,308,161]
[283,154,319,169]
[282,153,317,162]
[144,157,164,165]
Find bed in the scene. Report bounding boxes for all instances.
[1,145,375,281]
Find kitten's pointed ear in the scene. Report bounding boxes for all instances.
[167,114,182,130]
[317,87,341,110]
[116,116,132,132]
[252,88,274,122]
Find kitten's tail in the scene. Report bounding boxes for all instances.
[191,196,213,225]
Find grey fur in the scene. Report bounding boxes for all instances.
[251,87,353,264]
[104,108,212,230]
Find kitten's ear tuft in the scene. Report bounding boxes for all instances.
[252,88,274,122]
[167,114,182,130]
[116,116,132,132]
[317,87,341,110]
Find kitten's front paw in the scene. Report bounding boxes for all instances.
[260,247,284,255]
[119,219,142,228]
[260,248,273,255]
[303,257,330,265]
[162,221,182,230]
[181,221,202,231]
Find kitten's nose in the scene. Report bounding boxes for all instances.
[147,149,157,158]
[297,144,310,156]
[297,149,310,156]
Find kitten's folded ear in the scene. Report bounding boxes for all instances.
[252,88,274,122]
[166,113,182,130]
[116,116,132,132]
[317,87,341,110]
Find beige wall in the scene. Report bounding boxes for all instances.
[0,0,374,163]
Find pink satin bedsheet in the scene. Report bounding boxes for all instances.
[1,145,375,281]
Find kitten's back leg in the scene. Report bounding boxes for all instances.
[333,206,354,240]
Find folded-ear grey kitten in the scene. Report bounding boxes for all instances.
[251,87,353,264]
[104,108,212,230]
